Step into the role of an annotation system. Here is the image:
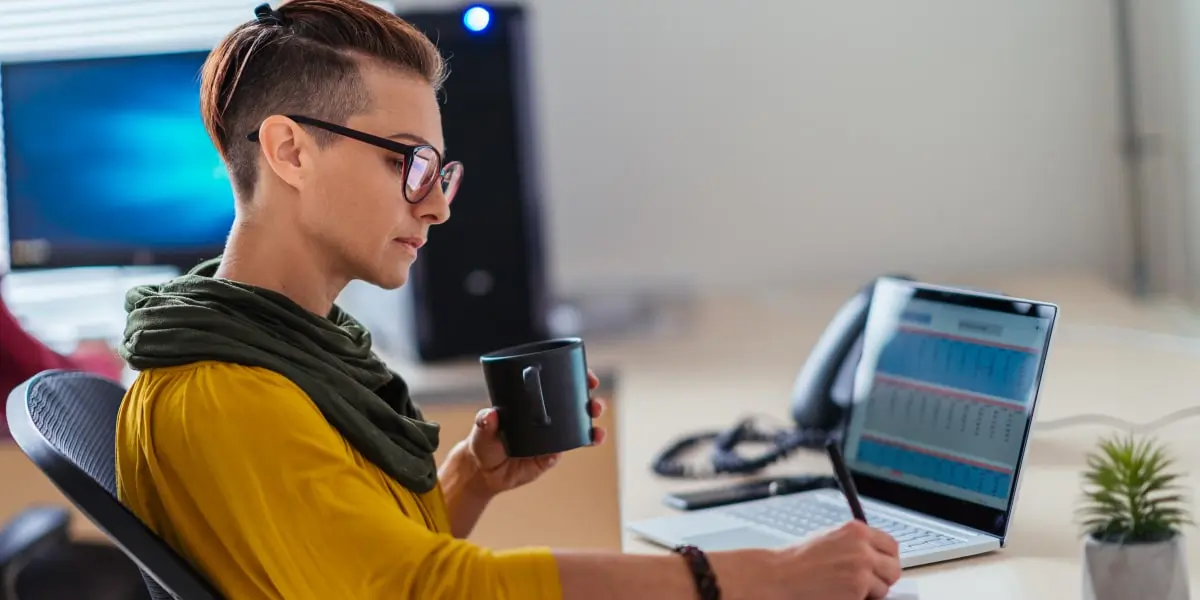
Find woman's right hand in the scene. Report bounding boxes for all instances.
[720,520,902,600]
[554,517,901,600]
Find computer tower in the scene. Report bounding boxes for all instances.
[399,5,551,362]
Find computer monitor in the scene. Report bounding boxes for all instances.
[1,50,232,272]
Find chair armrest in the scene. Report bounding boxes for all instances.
[0,506,70,574]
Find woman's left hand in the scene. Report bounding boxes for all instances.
[465,369,607,496]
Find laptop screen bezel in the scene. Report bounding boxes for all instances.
[841,277,1058,541]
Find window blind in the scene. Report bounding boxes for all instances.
[0,0,396,61]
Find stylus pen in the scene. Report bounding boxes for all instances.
[825,439,868,524]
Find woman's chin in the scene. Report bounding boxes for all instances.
[370,262,412,291]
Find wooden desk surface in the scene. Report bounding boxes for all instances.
[396,272,1200,599]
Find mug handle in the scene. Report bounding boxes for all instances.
[522,365,552,425]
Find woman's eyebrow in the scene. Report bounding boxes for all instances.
[387,132,445,155]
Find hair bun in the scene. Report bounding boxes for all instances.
[253,3,289,26]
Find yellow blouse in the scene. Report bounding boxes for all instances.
[115,361,562,600]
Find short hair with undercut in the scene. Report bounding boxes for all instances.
[199,0,447,199]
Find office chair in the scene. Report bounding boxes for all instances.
[0,505,148,599]
[6,371,224,600]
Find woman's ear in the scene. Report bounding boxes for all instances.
[254,115,308,190]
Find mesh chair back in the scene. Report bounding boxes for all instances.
[6,371,223,600]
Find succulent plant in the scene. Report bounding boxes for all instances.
[1077,433,1192,544]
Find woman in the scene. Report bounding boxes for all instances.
[114,2,902,599]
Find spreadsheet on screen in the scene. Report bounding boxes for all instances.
[844,294,1051,510]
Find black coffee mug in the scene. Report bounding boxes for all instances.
[480,337,593,458]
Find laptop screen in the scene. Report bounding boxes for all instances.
[842,277,1057,539]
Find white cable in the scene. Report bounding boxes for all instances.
[743,404,1200,437]
[1035,406,1200,434]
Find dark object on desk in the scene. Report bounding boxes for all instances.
[664,475,836,511]
[481,338,595,457]
[650,274,913,480]
[7,371,224,599]
[0,506,149,600]
[825,439,868,523]
[789,274,914,436]
[651,416,829,479]
[400,5,553,362]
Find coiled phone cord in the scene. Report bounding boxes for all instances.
[650,417,833,478]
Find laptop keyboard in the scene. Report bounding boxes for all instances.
[723,495,963,553]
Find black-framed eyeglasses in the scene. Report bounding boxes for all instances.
[247,114,463,204]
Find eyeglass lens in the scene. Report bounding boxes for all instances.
[407,147,463,203]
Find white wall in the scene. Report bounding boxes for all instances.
[1,0,1132,297]
[517,0,1128,293]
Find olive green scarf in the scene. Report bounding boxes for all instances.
[119,258,440,493]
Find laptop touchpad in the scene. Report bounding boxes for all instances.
[683,527,793,551]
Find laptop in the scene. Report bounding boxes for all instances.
[627,277,1058,568]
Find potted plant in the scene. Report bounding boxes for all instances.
[1077,433,1192,600]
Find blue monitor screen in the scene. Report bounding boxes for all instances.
[1,50,233,269]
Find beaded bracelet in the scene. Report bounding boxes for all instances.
[672,544,721,600]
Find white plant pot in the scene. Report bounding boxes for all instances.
[1082,534,1190,600]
